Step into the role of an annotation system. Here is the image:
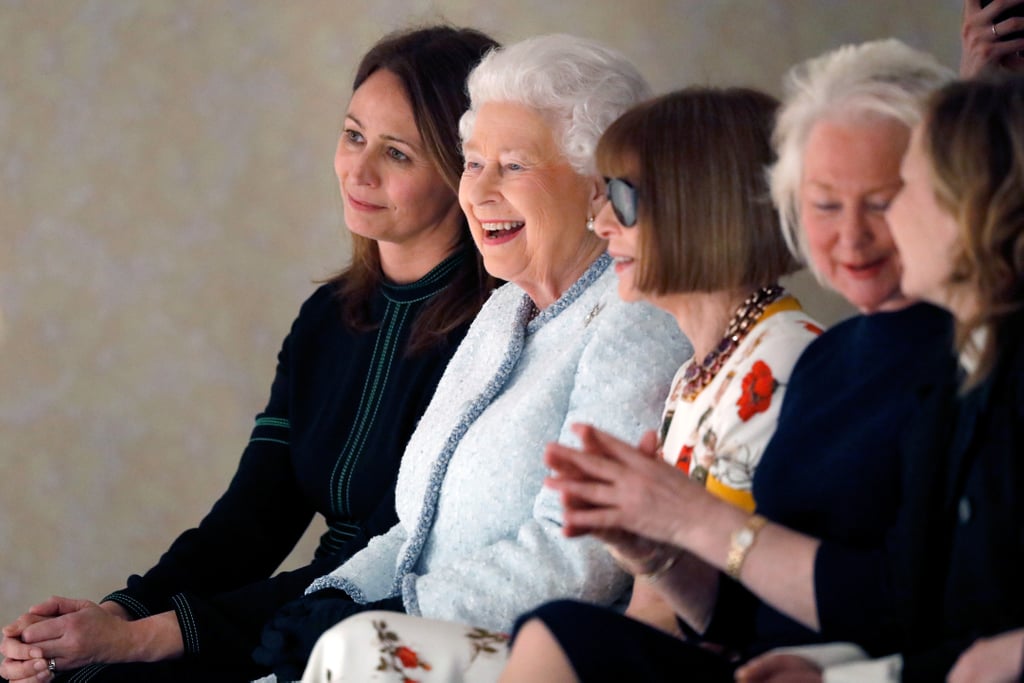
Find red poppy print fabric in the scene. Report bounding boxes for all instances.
[658,301,822,507]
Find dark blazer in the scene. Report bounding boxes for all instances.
[898,315,1024,681]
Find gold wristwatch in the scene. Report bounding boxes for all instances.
[726,514,767,580]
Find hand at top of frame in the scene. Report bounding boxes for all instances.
[960,0,1024,76]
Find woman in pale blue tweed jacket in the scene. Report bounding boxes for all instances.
[252,34,689,680]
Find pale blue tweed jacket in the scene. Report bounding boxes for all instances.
[308,255,691,631]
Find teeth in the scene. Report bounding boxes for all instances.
[485,221,524,232]
[614,256,633,264]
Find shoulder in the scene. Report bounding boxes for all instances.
[460,281,526,338]
[588,274,681,340]
[485,280,528,310]
[820,303,952,352]
[295,282,343,320]
[747,306,824,359]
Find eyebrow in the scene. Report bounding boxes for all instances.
[460,142,541,160]
[345,113,418,150]
[804,179,902,192]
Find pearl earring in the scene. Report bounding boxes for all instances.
[586,216,595,232]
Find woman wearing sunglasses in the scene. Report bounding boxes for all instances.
[594,89,822,520]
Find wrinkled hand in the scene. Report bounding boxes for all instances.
[948,629,1024,683]
[545,423,716,548]
[734,653,823,683]
[585,430,681,575]
[599,528,680,577]
[960,0,1024,76]
[1,596,133,675]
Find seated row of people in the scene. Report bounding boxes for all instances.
[3,17,1023,683]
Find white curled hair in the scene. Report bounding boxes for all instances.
[769,39,954,272]
[459,34,651,177]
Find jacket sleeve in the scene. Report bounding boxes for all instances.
[400,300,691,631]
[104,301,316,619]
[305,522,409,603]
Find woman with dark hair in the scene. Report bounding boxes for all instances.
[0,25,499,683]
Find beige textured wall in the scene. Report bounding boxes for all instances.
[1,1,959,619]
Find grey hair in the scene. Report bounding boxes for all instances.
[459,34,651,177]
[770,39,954,270]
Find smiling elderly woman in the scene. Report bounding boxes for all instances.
[250,34,690,681]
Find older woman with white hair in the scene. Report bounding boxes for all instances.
[249,33,689,681]
[495,39,957,683]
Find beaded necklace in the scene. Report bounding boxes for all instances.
[526,301,541,322]
[678,284,784,401]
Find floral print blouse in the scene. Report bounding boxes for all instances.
[659,297,823,512]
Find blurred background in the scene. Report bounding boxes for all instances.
[0,0,960,619]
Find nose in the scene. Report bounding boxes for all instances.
[592,199,621,240]
[336,139,378,188]
[836,206,873,249]
[462,162,501,207]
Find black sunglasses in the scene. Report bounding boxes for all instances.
[605,177,638,227]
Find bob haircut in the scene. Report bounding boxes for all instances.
[922,75,1024,387]
[459,33,651,177]
[596,87,799,294]
[770,39,953,274]
[330,25,500,354]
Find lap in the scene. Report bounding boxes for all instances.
[301,611,510,683]
[516,599,736,683]
[51,658,265,683]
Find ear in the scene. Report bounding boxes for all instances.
[586,175,608,220]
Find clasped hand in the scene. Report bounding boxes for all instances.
[1,597,130,681]
[545,423,713,568]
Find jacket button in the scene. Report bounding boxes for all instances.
[958,496,972,523]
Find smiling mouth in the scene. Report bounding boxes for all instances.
[347,194,383,211]
[842,257,888,277]
[483,221,525,240]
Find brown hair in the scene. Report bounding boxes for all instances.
[329,25,500,354]
[922,74,1024,386]
[596,87,799,295]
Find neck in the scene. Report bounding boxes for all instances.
[378,237,459,285]
[655,288,757,360]
[521,235,606,309]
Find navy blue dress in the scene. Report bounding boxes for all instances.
[516,304,956,681]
